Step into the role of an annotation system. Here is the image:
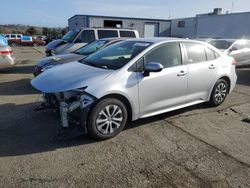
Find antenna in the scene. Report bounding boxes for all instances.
[231,1,234,13]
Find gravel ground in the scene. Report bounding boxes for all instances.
[0,47,250,188]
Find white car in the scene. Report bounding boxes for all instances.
[208,39,250,66]
[0,35,15,68]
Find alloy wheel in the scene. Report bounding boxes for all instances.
[214,82,227,103]
[96,105,123,135]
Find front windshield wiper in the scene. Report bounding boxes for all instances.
[83,60,99,68]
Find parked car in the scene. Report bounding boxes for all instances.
[4,34,46,47]
[0,34,15,68]
[208,39,250,66]
[31,38,237,140]
[33,38,125,76]
[45,28,139,56]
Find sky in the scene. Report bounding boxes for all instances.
[1,0,250,28]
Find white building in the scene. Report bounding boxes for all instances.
[68,15,171,38]
[68,9,250,39]
[171,9,250,39]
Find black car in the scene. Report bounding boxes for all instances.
[34,38,125,76]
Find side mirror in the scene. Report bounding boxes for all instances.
[143,62,163,77]
[229,46,238,53]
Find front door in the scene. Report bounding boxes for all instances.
[137,42,188,117]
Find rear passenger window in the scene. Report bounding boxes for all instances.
[120,31,136,38]
[205,47,215,61]
[98,30,118,39]
[144,42,182,68]
[184,42,206,64]
[76,30,95,43]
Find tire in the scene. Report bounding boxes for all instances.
[33,43,38,47]
[209,79,229,107]
[87,98,128,140]
[11,42,18,47]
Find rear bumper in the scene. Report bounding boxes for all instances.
[0,55,15,68]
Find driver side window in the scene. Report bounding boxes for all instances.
[75,30,95,43]
[144,42,182,69]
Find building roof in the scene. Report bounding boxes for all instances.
[68,14,170,22]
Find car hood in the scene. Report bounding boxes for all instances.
[37,53,85,68]
[46,39,66,50]
[31,62,113,93]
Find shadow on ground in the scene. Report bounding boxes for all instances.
[0,101,208,157]
[0,65,34,74]
[0,78,39,95]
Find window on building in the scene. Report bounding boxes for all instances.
[144,42,182,68]
[98,30,119,39]
[184,42,206,64]
[178,21,185,28]
[104,20,123,28]
[120,31,136,38]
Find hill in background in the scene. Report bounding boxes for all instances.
[0,24,68,37]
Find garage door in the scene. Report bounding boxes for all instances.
[144,23,159,37]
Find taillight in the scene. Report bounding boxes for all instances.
[232,59,237,65]
[0,50,13,55]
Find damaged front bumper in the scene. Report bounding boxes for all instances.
[43,91,97,134]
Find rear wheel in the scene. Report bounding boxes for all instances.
[209,79,229,107]
[11,42,18,47]
[87,98,128,140]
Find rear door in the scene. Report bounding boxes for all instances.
[182,42,218,102]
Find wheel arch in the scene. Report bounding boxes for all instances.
[218,75,231,93]
[98,93,133,121]
[208,75,231,101]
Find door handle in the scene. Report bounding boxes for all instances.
[177,70,187,76]
[209,64,216,69]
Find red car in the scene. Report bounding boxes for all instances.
[4,34,46,47]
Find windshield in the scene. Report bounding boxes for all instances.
[81,41,152,70]
[208,40,234,50]
[62,30,80,42]
[75,40,108,56]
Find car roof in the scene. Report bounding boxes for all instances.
[98,37,128,42]
[125,37,195,44]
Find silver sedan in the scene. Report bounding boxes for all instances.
[31,38,237,140]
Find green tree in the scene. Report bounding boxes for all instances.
[42,27,51,35]
[61,27,68,35]
[26,27,37,36]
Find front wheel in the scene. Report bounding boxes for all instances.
[209,79,229,107]
[87,98,128,140]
